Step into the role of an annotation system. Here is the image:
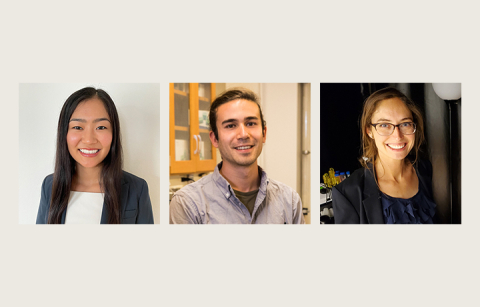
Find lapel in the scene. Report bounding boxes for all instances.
[362,167,384,224]
[61,209,66,224]
[100,175,129,224]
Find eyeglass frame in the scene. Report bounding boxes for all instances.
[370,122,417,136]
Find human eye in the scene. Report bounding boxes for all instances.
[400,122,412,128]
[378,123,391,128]
[246,121,257,127]
[225,124,235,129]
[71,126,82,130]
[96,126,107,130]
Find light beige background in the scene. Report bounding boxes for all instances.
[1,1,478,307]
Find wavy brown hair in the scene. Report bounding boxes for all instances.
[48,87,123,224]
[359,87,425,169]
[209,87,266,140]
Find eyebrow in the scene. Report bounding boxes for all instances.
[221,116,259,126]
[69,118,111,123]
[376,117,412,122]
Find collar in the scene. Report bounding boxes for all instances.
[212,162,270,200]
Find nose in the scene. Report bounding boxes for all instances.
[237,124,249,139]
[391,125,404,139]
[82,128,97,144]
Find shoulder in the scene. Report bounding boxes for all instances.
[334,167,366,196]
[122,171,148,187]
[41,174,54,191]
[170,175,215,220]
[171,173,216,210]
[174,173,214,199]
[267,178,297,194]
[37,174,55,224]
[170,176,215,224]
[265,178,301,204]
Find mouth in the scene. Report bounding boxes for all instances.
[234,145,254,152]
[79,148,100,157]
[386,143,407,151]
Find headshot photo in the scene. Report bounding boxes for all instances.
[320,83,461,224]
[19,83,160,224]
[168,83,311,224]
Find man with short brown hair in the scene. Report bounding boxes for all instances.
[170,88,304,224]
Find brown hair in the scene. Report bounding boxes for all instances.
[209,87,266,140]
[359,87,425,168]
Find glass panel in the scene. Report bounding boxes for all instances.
[198,83,212,161]
[199,132,212,160]
[174,84,191,162]
[174,83,189,94]
[198,83,211,100]
[175,130,190,161]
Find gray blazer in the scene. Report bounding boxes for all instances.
[36,171,154,224]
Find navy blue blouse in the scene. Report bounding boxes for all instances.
[381,184,436,224]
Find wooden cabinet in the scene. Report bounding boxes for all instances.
[169,83,217,174]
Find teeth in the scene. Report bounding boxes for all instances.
[387,144,406,149]
[79,149,99,154]
[236,146,253,150]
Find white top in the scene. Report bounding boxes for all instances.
[65,191,104,224]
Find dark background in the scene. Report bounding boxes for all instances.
[320,83,461,224]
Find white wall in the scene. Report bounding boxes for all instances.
[19,83,160,224]
[260,83,300,193]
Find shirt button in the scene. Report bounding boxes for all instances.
[226,193,230,198]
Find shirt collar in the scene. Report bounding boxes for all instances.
[212,162,269,200]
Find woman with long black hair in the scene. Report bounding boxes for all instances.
[36,87,153,224]
[332,87,437,224]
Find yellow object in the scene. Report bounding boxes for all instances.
[323,173,330,188]
[322,168,339,188]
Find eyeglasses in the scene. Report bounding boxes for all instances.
[370,122,416,136]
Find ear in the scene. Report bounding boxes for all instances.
[209,131,219,148]
[366,127,374,139]
[262,125,267,143]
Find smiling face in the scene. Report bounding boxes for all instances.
[209,99,266,169]
[66,97,113,171]
[367,97,415,163]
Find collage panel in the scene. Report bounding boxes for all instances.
[19,83,160,224]
[169,83,311,224]
[320,83,461,224]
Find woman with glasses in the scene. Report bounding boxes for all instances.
[332,87,436,224]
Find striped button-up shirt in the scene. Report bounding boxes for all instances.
[169,163,304,224]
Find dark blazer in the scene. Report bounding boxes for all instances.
[332,159,434,224]
[36,171,154,224]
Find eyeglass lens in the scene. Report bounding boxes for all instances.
[375,123,415,136]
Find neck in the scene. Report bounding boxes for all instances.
[72,164,103,191]
[375,156,410,183]
[219,161,261,192]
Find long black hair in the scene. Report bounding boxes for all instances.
[48,87,123,224]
